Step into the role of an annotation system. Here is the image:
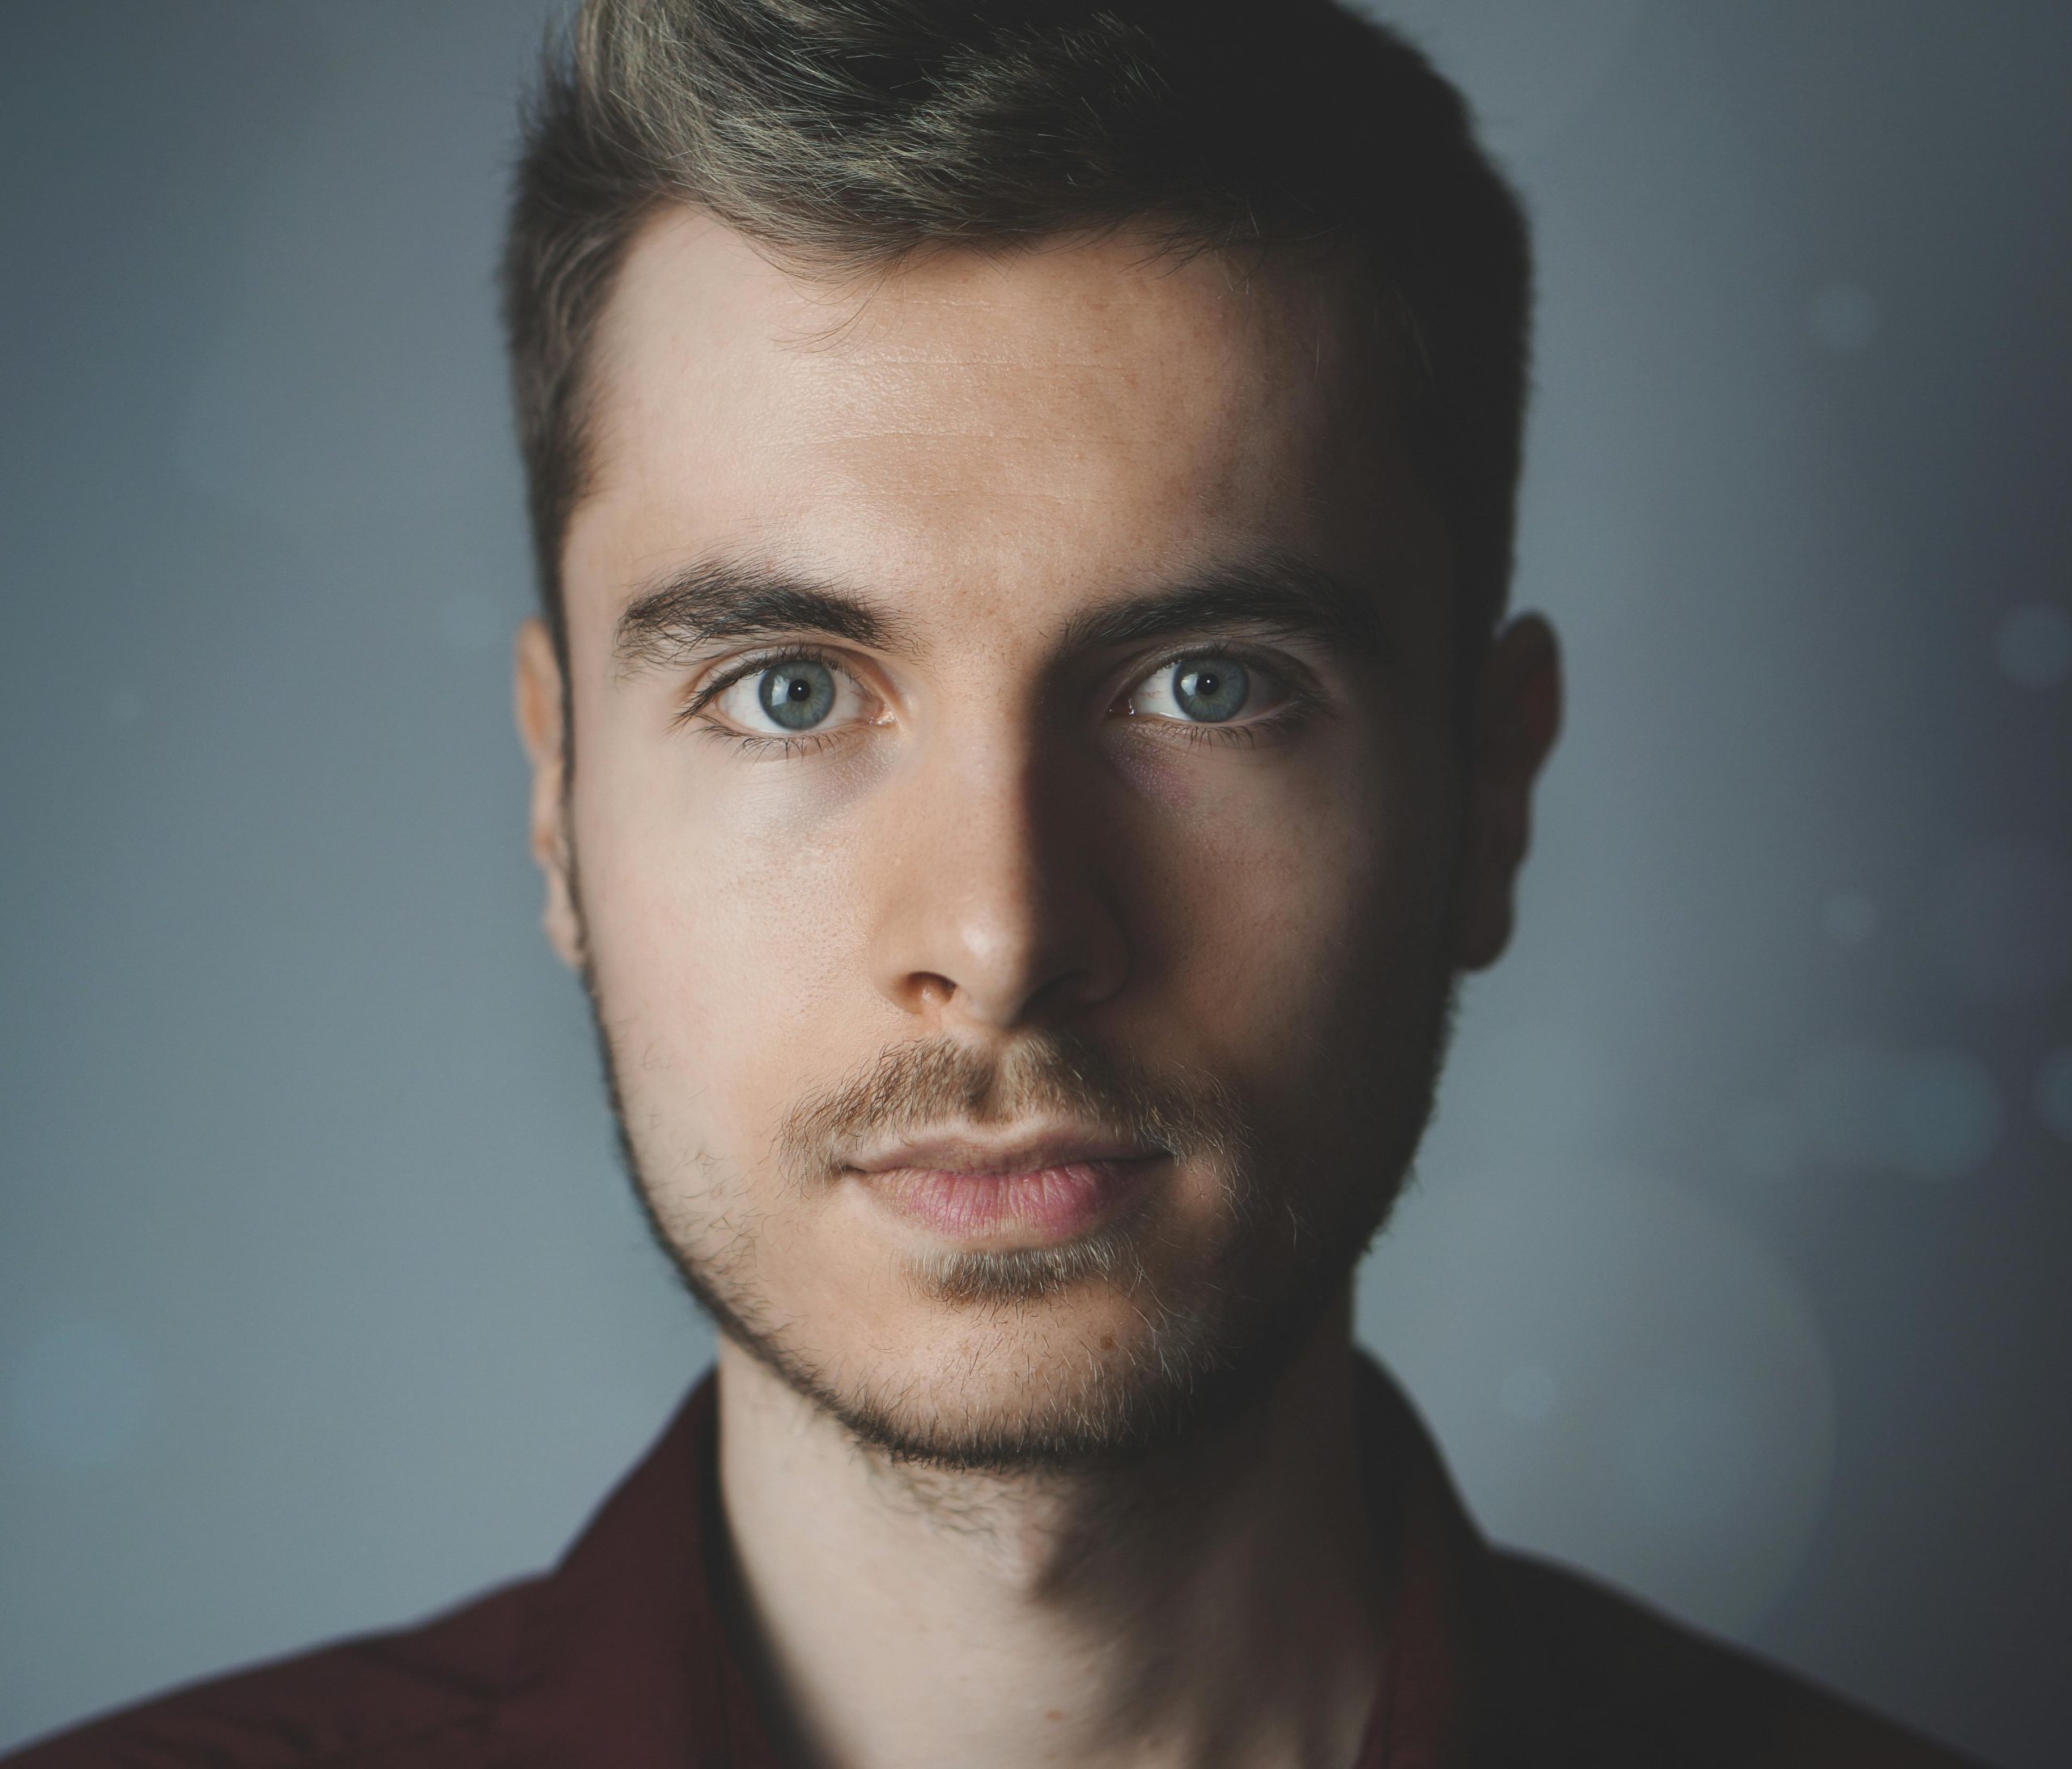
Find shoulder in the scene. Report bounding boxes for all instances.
[1494,1549,1989,1768]
[1,1578,537,1769]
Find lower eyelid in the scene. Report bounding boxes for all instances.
[694,722,843,759]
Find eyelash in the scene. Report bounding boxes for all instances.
[674,641,1318,757]
[674,645,856,758]
[1124,641,1318,749]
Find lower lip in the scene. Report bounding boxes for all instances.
[860,1159,1161,1244]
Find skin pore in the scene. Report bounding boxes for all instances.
[515,210,1559,1767]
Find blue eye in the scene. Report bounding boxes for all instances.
[756,660,837,730]
[707,655,873,739]
[1169,659,1250,723]
[1123,652,1294,732]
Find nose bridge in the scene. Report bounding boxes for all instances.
[868,709,1124,1029]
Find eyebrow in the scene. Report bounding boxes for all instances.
[612,548,1389,675]
[1059,552,1391,659]
[614,558,915,673]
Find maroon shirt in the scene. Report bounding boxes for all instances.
[7,1359,1983,1767]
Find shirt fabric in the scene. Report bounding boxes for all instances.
[7,1356,1984,1767]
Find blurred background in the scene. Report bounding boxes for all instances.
[2,2,2067,1762]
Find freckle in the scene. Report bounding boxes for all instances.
[1100,1334,1115,1350]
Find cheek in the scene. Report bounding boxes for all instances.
[1121,732,1451,1058]
[570,728,873,1149]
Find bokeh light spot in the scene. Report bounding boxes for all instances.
[1993,602,2072,689]
[1892,1051,2002,1181]
[1798,1043,2002,1178]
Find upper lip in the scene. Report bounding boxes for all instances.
[846,1130,1164,1176]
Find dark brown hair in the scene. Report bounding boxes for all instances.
[502,0,1531,660]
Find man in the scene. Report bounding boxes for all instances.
[11,2,1983,1764]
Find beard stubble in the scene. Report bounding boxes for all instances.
[570,861,1458,1472]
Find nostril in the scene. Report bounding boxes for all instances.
[908,973,955,1012]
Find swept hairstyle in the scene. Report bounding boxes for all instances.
[503,0,1531,668]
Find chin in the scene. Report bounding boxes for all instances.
[715,1241,1337,1473]
[792,1328,1232,1473]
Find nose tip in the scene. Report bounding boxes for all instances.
[868,758,1129,1033]
[891,918,1119,1032]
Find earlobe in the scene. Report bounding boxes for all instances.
[1455,613,1562,972]
[513,618,584,970]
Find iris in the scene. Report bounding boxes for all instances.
[758,660,838,730]
[1171,659,1249,723]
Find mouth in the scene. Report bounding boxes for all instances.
[846,1132,1167,1245]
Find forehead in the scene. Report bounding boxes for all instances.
[565,210,1434,630]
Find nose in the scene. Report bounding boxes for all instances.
[866,733,1129,1032]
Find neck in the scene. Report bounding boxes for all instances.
[714,1306,1386,1769]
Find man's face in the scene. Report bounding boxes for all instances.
[519,213,1546,1465]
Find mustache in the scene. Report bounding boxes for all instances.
[775,1029,1251,1177]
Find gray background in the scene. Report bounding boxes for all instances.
[2,2,2067,1763]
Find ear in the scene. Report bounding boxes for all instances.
[513,617,584,970]
[1454,613,1562,972]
